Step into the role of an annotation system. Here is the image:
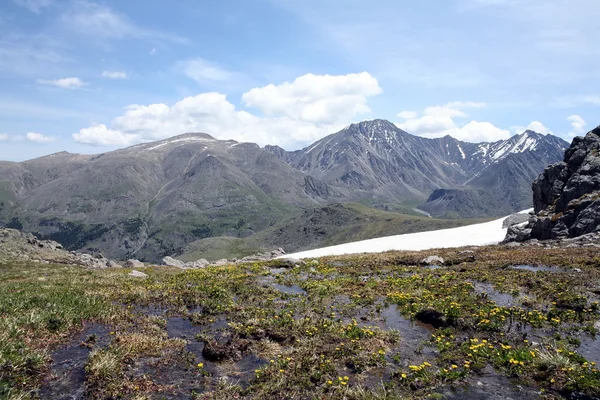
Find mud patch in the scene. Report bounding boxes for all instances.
[38,323,110,400]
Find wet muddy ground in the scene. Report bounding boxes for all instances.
[7,245,600,399]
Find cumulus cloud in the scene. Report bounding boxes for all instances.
[73,124,139,146]
[102,70,128,79]
[567,115,587,137]
[242,72,382,124]
[26,132,55,143]
[510,121,553,136]
[395,101,546,142]
[73,72,383,148]
[38,77,87,89]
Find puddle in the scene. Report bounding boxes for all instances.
[271,283,307,295]
[38,323,110,400]
[166,317,208,361]
[360,305,438,367]
[381,305,435,334]
[510,265,561,273]
[473,282,518,307]
[439,370,542,399]
[577,335,600,364]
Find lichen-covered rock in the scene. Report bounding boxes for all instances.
[506,125,600,241]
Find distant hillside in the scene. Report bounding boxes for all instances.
[178,203,488,261]
[0,120,567,261]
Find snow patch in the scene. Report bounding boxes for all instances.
[281,211,528,259]
[145,137,214,151]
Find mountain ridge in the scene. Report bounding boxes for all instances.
[0,119,568,261]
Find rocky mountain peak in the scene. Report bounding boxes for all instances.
[344,119,407,144]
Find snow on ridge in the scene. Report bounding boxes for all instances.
[145,136,213,151]
[457,144,466,159]
[281,210,531,259]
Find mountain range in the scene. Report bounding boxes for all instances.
[0,119,568,261]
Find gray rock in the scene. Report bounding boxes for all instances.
[129,270,147,278]
[162,256,185,268]
[106,260,121,268]
[124,259,145,269]
[185,258,209,268]
[502,213,531,229]
[210,259,229,267]
[421,255,444,265]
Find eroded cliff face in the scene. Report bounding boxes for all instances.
[506,125,600,241]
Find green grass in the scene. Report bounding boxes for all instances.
[179,203,489,261]
[1,245,600,399]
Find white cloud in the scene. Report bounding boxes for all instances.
[60,2,188,44]
[510,121,553,135]
[102,70,128,79]
[395,101,551,142]
[12,0,52,13]
[177,58,235,84]
[397,101,512,142]
[73,124,139,146]
[38,77,87,89]
[0,133,8,141]
[73,73,383,148]
[26,132,55,143]
[242,72,382,124]
[567,115,587,137]
[149,48,157,56]
[397,111,418,119]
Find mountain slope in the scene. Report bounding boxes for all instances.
[178,203,486,261]
[268,120,568,217]
[0,133,338,261]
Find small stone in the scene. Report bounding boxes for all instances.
[128,270,147,278]
[421,255,444,265]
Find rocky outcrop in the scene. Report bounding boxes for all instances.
[506,125,600,241]
[0,227,120,268]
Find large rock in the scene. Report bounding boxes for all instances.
[502,212,531,229]
[162,256,185,268]
[124,259,145,269]
[506,125,600,242]
[129,270,147,278]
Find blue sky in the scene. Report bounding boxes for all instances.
[0,0,598,161]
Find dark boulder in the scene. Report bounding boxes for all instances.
[506,125,600,242]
